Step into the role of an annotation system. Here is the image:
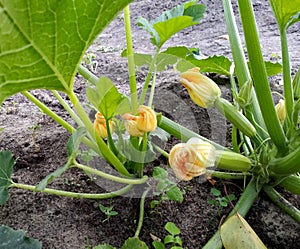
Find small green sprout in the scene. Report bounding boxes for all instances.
[152,222,183,249]
[99,200,118,223]
[208,187,235,216]
[150,167,184,213]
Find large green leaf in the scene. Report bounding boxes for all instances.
[269,0,300,28]
[0,150,15,205]
[0,0,133,104]
[137,1,205,47]
[0,226,41,249]
[86,76,128,120]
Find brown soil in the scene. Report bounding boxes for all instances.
[0,1,300,248]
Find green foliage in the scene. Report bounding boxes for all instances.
[269,0,300,28]
[208,187,236,216]
[151,167,184,212]
[137,1,205,47]
[87,77,129,119]
[0,150,15,205]
[0,225,41,249]
[121,237,148,249]
[0,0,133,104]
[93,244,116,249]
[152,222,183,249]
[99,200,118,223]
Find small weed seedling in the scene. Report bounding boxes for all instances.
[150,167,184,213]
[99,200,118,223]
[208,187,235,217]
[152,222,183,249]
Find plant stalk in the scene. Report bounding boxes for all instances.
[124,5,138,114]
[263,184,300,223]
[134,188,150,238]
[73,161,148,185]
[237,0,287,151]
[280,28,294,125]
[10,182,132,199]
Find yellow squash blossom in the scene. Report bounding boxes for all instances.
[169,137,216,181]
[275,99,286,123]
[180,67,221,108]
[94,112,114,138]
[122,113,145,137]
[122,105,157,136]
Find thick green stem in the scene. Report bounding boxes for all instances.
[263,184,300,223]
[73,161,148,185]
[124,5,138,114]
[139,47,160,106]
[68,91,130,176]
[10,182,132,199]
[279,175,300,196]
[269,145,300,175]
[158,115,228,151]
[280,28,294,125]
[78,64,98,85]
[237,0,287,151]
[206,170,250,180]
[22,91,74,134]
[202,178,263,249]
[134,188,149,238]
[51,90,83,126]
[222,0,266,134]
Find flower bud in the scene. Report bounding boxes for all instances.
[293,68,300,100]
[237,80,253,108]
[169,137,216,181]
[275,99,286,123]
[180,67,221,108]
[136,105,157,132]
[94,112,114,138]
[122,113,145,137]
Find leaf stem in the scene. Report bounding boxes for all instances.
[22,91,74,133]
[134,188,150,238]
[280,28,294,125]
[237,0,287,151]
[139,47,160,106]
[263,184,300,223]
[158,115,228,151]
[73,161,148,185]
[78,64,98,85]
[10,182,132,199]
[124,5,138,114]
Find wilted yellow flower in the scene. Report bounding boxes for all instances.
[180,67,221,108]
[275,99,286,123]
[169,138,216,181]
[122,113,145,137]
[94,112,114,138]
[137,105,157,132]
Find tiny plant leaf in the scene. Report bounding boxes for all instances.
[166,185,184,203]
[121,237,149,249]
[87,76,127,120]
[93,244,116,249]
[0,150,15,205]
[165,222,180,236]
[0,0,134,104]
[0,225,41,249]
[66,127,87,157]
[220,212,267,249]
[137,2,205,47]
[153,167,168,180]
